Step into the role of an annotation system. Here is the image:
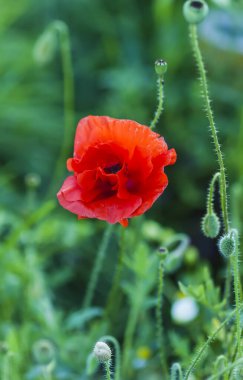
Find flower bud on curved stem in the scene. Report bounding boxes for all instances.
[150,59,167,130]
[93,341,112,380]
[201,172,221,238]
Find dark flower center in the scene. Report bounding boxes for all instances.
[104,163,122,174]
[191,1,203,9]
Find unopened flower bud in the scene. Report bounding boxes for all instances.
[93,341,111,362]
[155,59,167,76]
[33,339,55,365]
[219,232,236,258]
[183,0,209,24]
[201,212,220,238]
[33,28,57,65]
[25,173,41,189]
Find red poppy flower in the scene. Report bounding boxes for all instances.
[57,116,176,227]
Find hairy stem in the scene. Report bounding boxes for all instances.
[207,172,220,215]
[104,361,112,380]
[171,363,183,380]
[232,229,242,357]
[82,224,114,308]
[150,76,165,130]
[189,24,229,234]
[100,336,121,380]
[156,257,168,377]
[184,306,243,380]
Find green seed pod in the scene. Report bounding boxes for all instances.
[201,212,220,238]
[155,59,167,76]
[183,0,209,24]
[25,173,41,189]
[32,339,55,365]
[219,233,236,258]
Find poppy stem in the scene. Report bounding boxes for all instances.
[47,20,75,198]
[171,363,183,380]
[100,336,121,380]
[184,305,243,380]
[105,226,126,318]
[231,229,242,358]
[82,224,114,309]
[206,172,220,215]
[150,76,165,130]
[156,254,169,377]
[188,24,233,307]
[104,361,112,380]
[189,24,230,235]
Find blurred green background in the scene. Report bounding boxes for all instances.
[1,0,243,378]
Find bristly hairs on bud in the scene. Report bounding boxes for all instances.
[93,341,112,380]
[201,172,221,238]
[150,59,167,130]
[183,0,209,24]
[218,231,236,258]
[99,336,121,380]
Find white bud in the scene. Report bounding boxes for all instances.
[93,341,111,362]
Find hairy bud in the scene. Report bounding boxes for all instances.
[93,341,111,362]
[219,233,236,258]
[201,212,220,238]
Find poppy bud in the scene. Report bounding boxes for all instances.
[219,232,236,258]
[25,173,41,189]
[201,212,220,238]
[32,339,55,365]
[155,59,167,76]
[183,0,209,24]
[93,341,111,362]
[33,28,57,65]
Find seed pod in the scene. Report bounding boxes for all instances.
[93,341,111,362]
[32,339,55,365]
[183,0,209,24]
[219,233,236,258]
[201,212,220,238]
[155,59,167,76]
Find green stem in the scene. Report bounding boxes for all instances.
[231,229,242,357]
[104,361,112,380]
[47,20,75,197]
[82,224,114,309]
[100,336,121,380]
[207,172,220,215]
[184,306,243,380]
[105,226,126,317]
[189,24,229,234]
[150,76,165,130]
[171,363,183,380]
[207,358,243,380]
[122,286,143,375]
[156,257,168,377]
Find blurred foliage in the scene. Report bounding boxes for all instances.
[1,0,243,378]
